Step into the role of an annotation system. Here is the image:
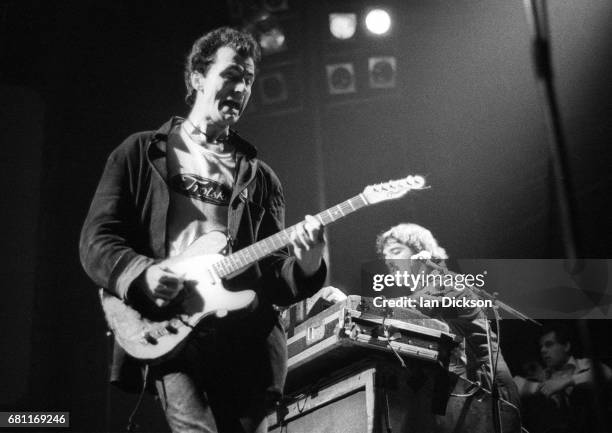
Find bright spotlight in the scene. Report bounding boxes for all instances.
[329,13,357,40]
[259,27,286,54]
[365,9,391,35]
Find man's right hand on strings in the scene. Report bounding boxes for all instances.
[142,262,185,307]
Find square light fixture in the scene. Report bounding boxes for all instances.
[368,56,396,89]
[325,63,356,94]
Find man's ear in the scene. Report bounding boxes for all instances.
[564,341,571,354]
[190,72,204,92]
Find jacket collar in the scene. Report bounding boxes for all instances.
[146,116,259,208]
[149,116,258,160]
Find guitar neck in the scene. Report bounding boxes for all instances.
[213,193,370,278]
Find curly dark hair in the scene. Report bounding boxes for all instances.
[375,223,448,260]
[184,27,261,106]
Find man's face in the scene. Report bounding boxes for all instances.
[383,240,415,260]
[195,46,255,126]
[539,331,570,369]
[383,240,416,273]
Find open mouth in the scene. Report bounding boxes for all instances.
[221,99,241,112]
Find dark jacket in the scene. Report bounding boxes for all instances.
[410,260,520,419]
[79,117,326,394]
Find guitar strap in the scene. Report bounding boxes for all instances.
[226,155,258,254]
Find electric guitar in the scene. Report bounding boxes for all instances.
[100,175,427,362]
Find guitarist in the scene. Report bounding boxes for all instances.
[79,27,326,433]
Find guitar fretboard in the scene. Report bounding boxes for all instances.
[212,194,369,278]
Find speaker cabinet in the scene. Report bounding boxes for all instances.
[269,362,521,433]
[269,363,440,433]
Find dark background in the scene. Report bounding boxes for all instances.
[1,0,611,431]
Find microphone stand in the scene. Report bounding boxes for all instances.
[417,259,535,433]
[522,0,579,260]
[521,4,609,430]
[484,307,502,433]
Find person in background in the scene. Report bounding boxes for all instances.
[514,323,612,433]
[377,223,521,433]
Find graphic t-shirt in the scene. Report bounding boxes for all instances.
[166,126,235,257]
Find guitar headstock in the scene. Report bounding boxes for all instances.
[362,175,427,204]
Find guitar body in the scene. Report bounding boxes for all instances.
[100,231,257,362]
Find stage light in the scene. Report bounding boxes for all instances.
[368,56,396,88]
[244,10,287,55]
[329,13,357,40]
[258,72,288,104]
[365,9,391,35]
[259,27,286,54]
[325,63,356,95]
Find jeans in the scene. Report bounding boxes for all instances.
[155,370,267,433]
[150,321,283,433]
